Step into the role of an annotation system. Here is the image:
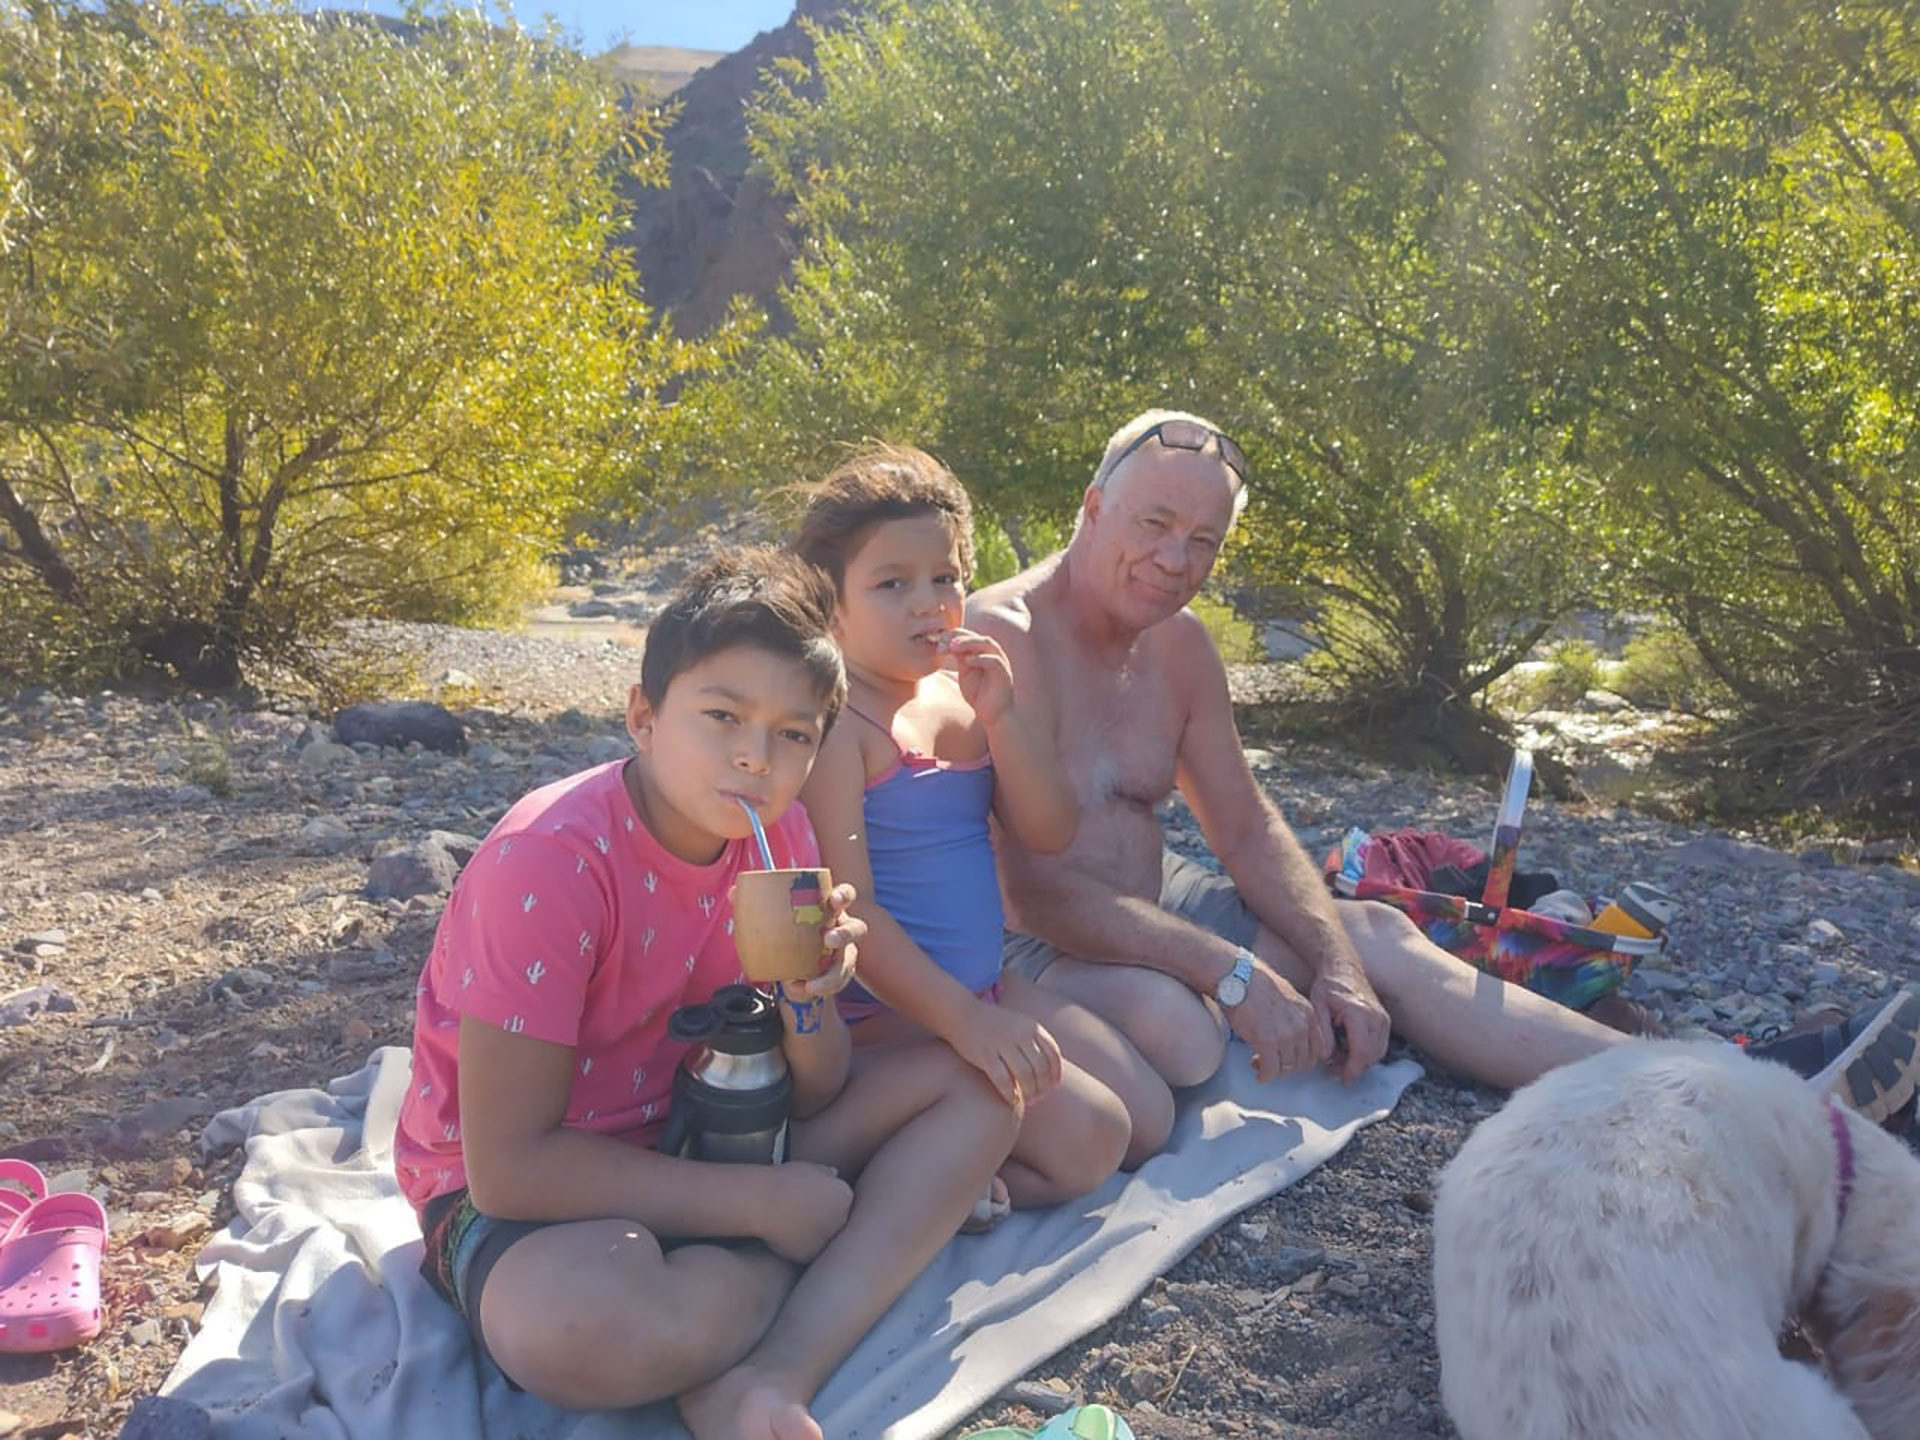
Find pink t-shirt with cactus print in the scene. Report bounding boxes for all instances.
[392,760,820,1215]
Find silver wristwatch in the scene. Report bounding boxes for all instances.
[1213,948,1254,1008]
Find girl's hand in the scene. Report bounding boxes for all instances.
[778,882,863,1004]
[939,627,1017,727]
[954,1002,1063,1109]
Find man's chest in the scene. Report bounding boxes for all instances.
[1044,646,1184,809]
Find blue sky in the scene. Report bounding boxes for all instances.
[362,1,795,53]
[570,1,794,53]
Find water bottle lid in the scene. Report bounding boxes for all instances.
[670,984,784,1055]
[668,1002,722,1045]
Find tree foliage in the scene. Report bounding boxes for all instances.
[728,0,1920,802]
[733,0,1604,729]
[0,0,699,688]
[1491,0,1920,801]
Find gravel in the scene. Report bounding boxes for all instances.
[2,621,1916,1438]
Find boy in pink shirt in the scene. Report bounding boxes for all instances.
[396,548,1019,1440]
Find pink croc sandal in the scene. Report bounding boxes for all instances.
[0,1160,48,1234]
[0,1189,108,1353]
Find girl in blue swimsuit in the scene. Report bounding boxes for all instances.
[794,446,1136,1213]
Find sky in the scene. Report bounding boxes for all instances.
[360,1,797,53]
[575,0,794,53]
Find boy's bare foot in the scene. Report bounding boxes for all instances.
[678,1365,822,1440]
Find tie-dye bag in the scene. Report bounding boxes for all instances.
[1322,751,1664,1013]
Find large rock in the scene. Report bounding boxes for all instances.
[298,815,357,855]
[0,984,79,1026]
[118,1395,215,1440]
[333,700,468,755]
[101,1096,214,1158]
[365,836,465,900]
[1663,834,1796,873]
[586,735,631,765]
[425,830,485,868]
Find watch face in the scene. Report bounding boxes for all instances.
[1217,976,1248,1008]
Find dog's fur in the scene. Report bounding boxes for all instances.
[1433,1042,1920,1440]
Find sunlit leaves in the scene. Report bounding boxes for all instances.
[1,0,703,685]
[728,0,1598,709]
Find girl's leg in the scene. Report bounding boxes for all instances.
[477,1219,795,1409]
[844,995,1130,1205]
[1001,973,1176,1168]
[678,1038,1019,1440]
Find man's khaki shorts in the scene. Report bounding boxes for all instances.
[1002,850,1259,981]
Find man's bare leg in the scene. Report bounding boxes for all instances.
[1256,900,1629,1091]
[1001,973,1177,1169]
[677,1040,1020,1440]
[1029,896,1624,1099]
[1026,956,1228,1093]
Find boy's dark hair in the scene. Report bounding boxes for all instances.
[791,444,976,591]
[640,546,846,724]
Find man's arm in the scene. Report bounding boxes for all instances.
[1170,625,1361,982]
[1171,623,1390,1080]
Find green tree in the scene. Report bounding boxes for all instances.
[0,0,696,688]
[726,0,1603,750]
[1491,0,1920,803]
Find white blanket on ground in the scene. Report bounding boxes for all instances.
[163,1045,1421,1440]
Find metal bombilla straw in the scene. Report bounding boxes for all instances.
[736,795,777,870]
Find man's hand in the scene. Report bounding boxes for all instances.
[757,1161,854,1263]
[939,627,1017,728]
[953,1003,1063,1109]
[1226,960,1334,1083]
[1310,962,1391,1084]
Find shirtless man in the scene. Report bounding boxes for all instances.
[965,408,1633,1153]
[968,409,1920,1159]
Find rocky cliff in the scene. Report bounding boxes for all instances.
[623,0,851,336]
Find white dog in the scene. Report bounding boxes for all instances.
[1433,1042,1920,1440]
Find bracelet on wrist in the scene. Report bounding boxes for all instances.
[775,984,826,1035]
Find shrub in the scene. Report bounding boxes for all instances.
[0,0,705,692]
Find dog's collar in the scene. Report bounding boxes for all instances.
[1827,1099,1856,1230]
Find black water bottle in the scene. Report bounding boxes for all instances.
[656,984,792,1164]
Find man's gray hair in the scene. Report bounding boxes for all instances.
[1088,408,1252,527]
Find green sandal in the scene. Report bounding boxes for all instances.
[959,1404,1137,1440]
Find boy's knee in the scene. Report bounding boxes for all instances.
[494,1243,788,1409]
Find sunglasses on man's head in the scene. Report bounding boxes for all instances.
[1107,420,1249,486]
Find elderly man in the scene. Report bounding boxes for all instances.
[968,409,1920,1157]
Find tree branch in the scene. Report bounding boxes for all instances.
[0,471,80,599]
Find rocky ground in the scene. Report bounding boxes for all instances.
[1,608,1917,1439]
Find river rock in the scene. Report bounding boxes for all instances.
[333,701,468,756]
[365,838,463,900]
